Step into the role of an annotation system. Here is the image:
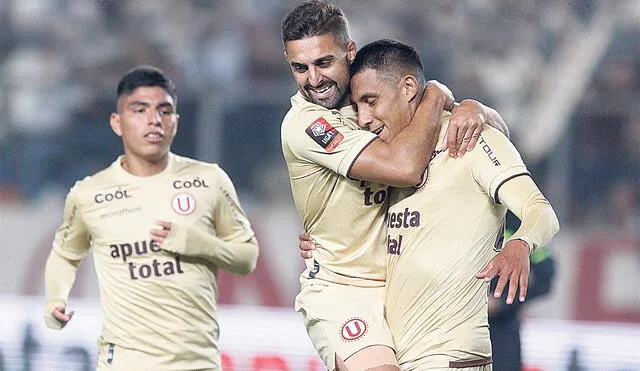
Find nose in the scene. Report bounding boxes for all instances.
[358,108,373,129]
[307,66,322,87]
[147,109,161,125]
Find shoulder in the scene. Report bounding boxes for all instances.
[172,154,231,184]
[63,164,114,206]
[173,154,219,171]
[478,124,511,144]
[466,125,515,160]
[283,98,346,134]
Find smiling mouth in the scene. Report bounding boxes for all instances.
[145,132,164,139]
[308,83,334,96]
[372,126,384,136]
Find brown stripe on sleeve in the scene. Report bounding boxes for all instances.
[494,173,531,204]
[346,136,380,181]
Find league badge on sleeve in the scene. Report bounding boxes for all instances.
[305,118,344,152]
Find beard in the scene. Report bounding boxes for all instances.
[303,80,349,110]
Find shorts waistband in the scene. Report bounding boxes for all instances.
[449,356,492,368]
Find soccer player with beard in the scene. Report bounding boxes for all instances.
[43,66,259,370]
[280,1,509,370]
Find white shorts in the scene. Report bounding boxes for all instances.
[295,278,395,370]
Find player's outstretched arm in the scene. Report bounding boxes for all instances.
[152,222,259,276]
[44,250,80,329]
[476,176,559,304]
[348,81,451,187]
[446,99,510,158]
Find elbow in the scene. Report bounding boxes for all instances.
[390,162,426,187]
[404,169,425,188]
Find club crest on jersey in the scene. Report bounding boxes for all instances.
[340,318,368,342]
[305,118,344,152]
[172,193,196,215]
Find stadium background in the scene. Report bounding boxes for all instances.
[0,0,638,370]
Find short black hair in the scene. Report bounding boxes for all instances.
[116,65,177,104]
[281,0,350,45]
[350,39,426,88]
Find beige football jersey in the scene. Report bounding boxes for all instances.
[385,116,530,368]
[281,92,389,287]
[52,153,255,370]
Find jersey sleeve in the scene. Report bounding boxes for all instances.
[213,166,256,242]
[52,184,91,261]
[468,125,530,202]
[284,108,377,177]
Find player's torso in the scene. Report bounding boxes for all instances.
[282,98,388,286]
[77,157,221,363]
[299,174,389,286]
[83,167,217,285]
[385,148,503,365]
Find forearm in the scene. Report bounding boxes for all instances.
[44,250,80,329]
[167,226,259,275]
[387,89,446,184]
[499,176,560,253]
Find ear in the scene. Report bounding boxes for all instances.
[110,113,123,137]
[401,75,419,103]
[173,114,180,136]
[346,40,357,63]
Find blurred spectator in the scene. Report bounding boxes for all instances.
[0,0,636,221]
[604,177,640,235]
[4,38,76,200]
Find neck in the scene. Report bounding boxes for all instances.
[121,153,169,177]
[408,87,425,121]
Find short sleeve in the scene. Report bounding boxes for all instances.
[283,108,377,177]
[468,126,530,202]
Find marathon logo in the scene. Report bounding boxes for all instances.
[305,118,344,152]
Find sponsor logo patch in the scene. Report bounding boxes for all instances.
[340,317,368,341]
[305,118,344,152]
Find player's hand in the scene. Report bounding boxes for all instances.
[298,232,315,259]
[51,306,74,328]
[475,239,530,304]
[150,220,172,245]
[444,99,486,158]
[425,80,455,112]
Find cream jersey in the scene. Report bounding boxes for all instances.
[281,92,389,287]
[385,116,530,368]
[52,153,255,370]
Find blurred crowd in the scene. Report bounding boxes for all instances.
[0,0,638,232]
